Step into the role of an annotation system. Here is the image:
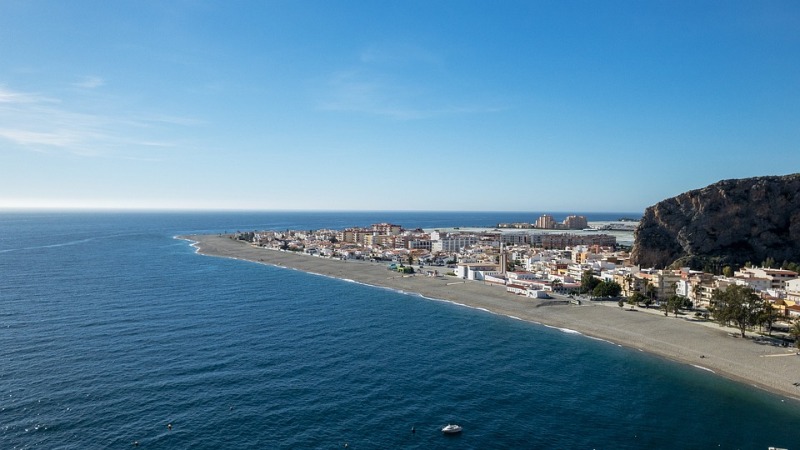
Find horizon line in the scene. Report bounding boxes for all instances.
[0,206,645,215]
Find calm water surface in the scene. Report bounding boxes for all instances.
[1,212,798,449]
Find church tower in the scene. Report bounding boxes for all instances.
[499,242,508,275]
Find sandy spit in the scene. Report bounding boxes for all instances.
[180,234,800,402]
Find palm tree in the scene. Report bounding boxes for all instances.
[623,274,633,297]
[692,283,702,307]
[758,303,778,335]
[641,281,656,308]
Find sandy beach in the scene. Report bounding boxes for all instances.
[182,234,800,402]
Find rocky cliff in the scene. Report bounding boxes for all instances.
[630,174,800,270]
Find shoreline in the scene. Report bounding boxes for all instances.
[180,234,800,402]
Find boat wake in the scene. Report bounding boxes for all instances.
[0,234,130,254]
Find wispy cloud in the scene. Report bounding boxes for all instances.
[73,75,105,89]
[319,69,503,120]
[136,114,206,127]
[0,86,58,104]
[0,128,87,148]
[318,44,502,120]
[0,85,199,159]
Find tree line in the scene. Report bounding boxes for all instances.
[578,270,800,348]
[580,270,622,298]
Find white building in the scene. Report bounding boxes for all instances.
[734,267,798,290]
[507,271,540,282]
[732,276,771,292]
[432,234,480,252]
[455,263,502,281]
[786,278,800,303]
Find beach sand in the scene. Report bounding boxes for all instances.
[182,234,800,401]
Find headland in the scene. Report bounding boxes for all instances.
[181,233,800,401]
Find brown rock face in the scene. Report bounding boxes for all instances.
[630,174,800,270]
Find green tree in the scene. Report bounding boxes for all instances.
[645,281,657,305]
[628,292,645,309]
[593,281,622,298]
[790,322,800,350]
[665,295,688,317]
[609,281,622,297]
[722,266,734,277]
[618,299,625,308]
[709,285,764,338]
[581,270,600,294]
[506,259,516,272]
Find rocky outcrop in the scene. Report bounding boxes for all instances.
[630,174,800,270]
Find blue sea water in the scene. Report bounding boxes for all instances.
[1,211,798,449]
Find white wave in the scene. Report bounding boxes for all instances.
[691,364,715,373]
[539,323,584,335]
[586,335,617,345]
[558,327,582,335]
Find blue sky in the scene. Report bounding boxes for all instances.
[1,1,798,212]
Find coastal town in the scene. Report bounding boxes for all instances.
[232,214,800,336]
[185,207,800,403]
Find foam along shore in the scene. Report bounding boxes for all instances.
[181,234,800,401]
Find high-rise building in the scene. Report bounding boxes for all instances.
[535,214,557,229]
[563,215,588,230]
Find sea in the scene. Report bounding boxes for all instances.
[1,211,798,449]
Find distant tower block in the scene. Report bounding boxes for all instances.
[535,214,557,229]
[563,215,588,230]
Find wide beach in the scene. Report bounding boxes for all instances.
[183,234,800,401]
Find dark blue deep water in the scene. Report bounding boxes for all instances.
[1,212,798,449]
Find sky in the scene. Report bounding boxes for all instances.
[1,1,799,213]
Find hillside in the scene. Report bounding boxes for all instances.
[630,174,800,270]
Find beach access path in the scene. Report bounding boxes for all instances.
[182,234,800,401]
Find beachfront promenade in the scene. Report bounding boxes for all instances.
[183,234,800,401]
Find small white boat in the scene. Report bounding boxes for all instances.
[441,424,462,434]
